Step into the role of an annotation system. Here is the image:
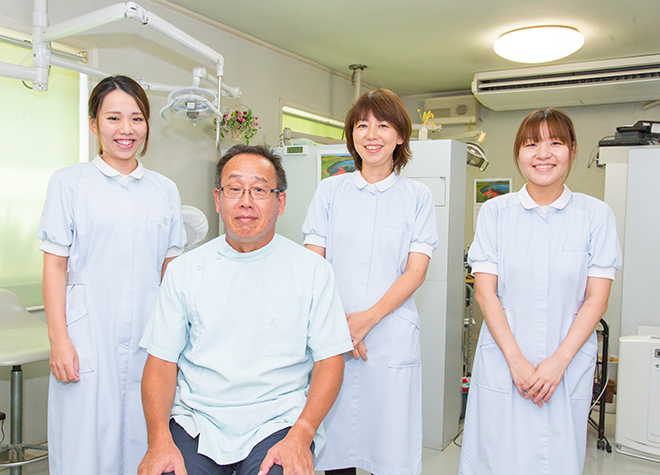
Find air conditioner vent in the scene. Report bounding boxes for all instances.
[472,54,660,111]
[476,64,660,92]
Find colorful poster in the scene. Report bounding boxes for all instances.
[318,152,355,181]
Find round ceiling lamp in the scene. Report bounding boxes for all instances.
[494,26,585,63]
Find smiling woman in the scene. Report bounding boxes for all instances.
[303,89,438,475]
[459,108,621,475]
[37,76,186,474]
[88,89,149,174]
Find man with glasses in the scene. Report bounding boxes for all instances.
[138,145,352,475]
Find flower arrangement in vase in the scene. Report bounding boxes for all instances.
[216,105,260,145]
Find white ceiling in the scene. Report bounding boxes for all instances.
[162,0,660,96]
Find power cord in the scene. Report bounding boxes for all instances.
[453,428,463,448]
[0,411,5,445]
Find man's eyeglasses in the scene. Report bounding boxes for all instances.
[219,186,281,200]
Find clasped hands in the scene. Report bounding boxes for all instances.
[345,310,378,361]
[509,354,569,407]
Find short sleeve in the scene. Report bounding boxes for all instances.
[165,181,187,253]
[468,199,499,274]
[140,258,190,362]
[302,180,331,246]
[306,258,352,362]
[410,185,439,257]
[587,202,622,278]
[36,170,74,254]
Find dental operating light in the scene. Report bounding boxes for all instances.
[160,87,220,123]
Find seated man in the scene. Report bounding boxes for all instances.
[138,144,352,475]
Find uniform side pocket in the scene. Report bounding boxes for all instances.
[65,293,95,374]
[472,340,511,394]
[388,307,421,368]
[564,340,597,400]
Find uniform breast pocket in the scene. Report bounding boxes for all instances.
[388,307,421,368]
[65,284,95,374]
[561,242,588,252]
[146,213,171,271]
[385,220,413,262]
[263,307,308,357]
[473,340,511,394]
[564,340,597,400]
[559,242,589,284]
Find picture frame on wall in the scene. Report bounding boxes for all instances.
[473,178,513,231]
[317,150,354,182]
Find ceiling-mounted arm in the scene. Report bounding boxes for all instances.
[38,3,129,42]
[39,1,225,78]
[50,56,113,80]
[0,0,241,150]
[0,0,233,93]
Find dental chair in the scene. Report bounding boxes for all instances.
[0,289,50,474]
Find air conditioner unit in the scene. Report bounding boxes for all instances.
[424,95,479,125]
[472,54,660,111]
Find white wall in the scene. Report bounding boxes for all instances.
[0,2,354,471]
[402,95,660,362]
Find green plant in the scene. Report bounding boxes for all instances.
[216,106,260,144]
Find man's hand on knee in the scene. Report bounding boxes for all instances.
[138,439,187,475]
[258,432,314,475]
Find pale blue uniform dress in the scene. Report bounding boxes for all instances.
[459,185,622,475]
[140,234,353,464]
[303,171,438,475]
[37,156,185,475]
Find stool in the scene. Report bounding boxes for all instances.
[0,289,50,474]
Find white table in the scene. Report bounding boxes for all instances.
[0,289,50,474]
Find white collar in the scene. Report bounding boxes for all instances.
[92,155,144,179]
[352,170,398,192]
[519,183,571,210]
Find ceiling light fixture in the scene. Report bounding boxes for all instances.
[494,26,584,63]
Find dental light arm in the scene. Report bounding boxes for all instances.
[50,56,113,81]
[1,1,239,100]
[38,2,225,78]
[140,69,241,98]
[0,1,242,149]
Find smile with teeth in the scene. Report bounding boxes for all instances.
[534,164,555,170]
[364,145,382,150]
[115,139,135,146]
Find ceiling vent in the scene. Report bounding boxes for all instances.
[472,54,660,111]
[424,95,479,125]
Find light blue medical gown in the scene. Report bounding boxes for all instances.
[37,157,185,475]
[141,234,353,465]
[303,172,438,475]
[460,186,621,475]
